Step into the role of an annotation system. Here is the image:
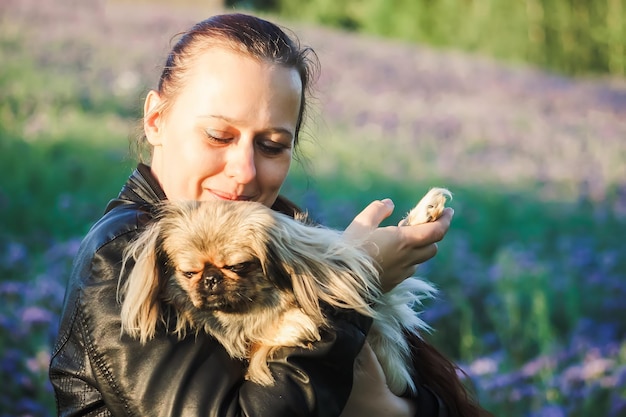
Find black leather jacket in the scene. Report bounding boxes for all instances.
[49,164,373,417]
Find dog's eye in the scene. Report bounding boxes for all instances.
[224,261,256,275]
[180,270,199,279]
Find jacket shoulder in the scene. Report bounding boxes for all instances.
[66,202,153,292]
[84,202,152,255]
[52,202,153,351]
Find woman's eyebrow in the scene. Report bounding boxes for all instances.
[201,114,294,138]
[260,127,294,138]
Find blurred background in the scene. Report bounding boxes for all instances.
[1,0,625,415]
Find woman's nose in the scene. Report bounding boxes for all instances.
[224,141,256,184]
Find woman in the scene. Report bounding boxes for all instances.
[49,13,482,417]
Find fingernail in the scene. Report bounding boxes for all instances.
[380,198,394,208]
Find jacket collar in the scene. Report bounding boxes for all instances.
[104,163,166,214]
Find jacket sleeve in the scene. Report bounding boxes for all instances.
[50,221,372,417]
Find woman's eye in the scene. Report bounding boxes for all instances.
[205,131,232,145]
[256,140,288,156]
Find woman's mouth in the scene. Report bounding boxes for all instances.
[208,190,253,201]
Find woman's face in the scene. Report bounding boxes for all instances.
[144,46,302,207]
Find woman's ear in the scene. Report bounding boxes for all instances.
[144,89,164,146]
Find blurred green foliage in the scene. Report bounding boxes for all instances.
[0,31,136,247]
[228,0,626,77]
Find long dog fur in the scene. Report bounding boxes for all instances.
[118,188,451,395]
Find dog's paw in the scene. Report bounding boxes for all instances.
[245,367,276,386]
[246,348,276,386]
[402,188,452,226]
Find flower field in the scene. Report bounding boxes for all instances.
[1,0,626,415]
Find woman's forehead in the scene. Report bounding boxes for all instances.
[171,47,302,129]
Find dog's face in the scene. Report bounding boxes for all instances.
[157,201,293,314]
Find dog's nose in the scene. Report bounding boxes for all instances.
[203,272,222,291]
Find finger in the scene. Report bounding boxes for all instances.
[398,264,419,281]
[345,199,395,238]
[438,207,454,227]
[393,241,438,271]
[356,199,395,228]
[411,243,438,266]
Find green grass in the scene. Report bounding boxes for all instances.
[0,126,134,241]
[0,30,137,245]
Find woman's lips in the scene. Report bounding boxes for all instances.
[208,190,253,201]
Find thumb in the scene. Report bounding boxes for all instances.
[344,199,395,239]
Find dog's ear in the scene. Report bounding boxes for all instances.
[118,221,165,343]
[265,214,380,321]
[264,245,296,291]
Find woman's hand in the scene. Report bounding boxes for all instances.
[340,342,416,417]
[344,199,453,292]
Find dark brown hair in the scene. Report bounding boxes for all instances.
[134,13,318,160]
[410,334,494,417]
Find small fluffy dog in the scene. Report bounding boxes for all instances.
[119,188,451,396]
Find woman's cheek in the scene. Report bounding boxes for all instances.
[269,158,292,192]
